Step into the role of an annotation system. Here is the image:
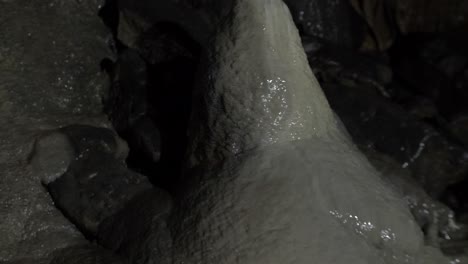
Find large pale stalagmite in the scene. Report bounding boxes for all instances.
[173,0,448,263]
[187,0,336,166]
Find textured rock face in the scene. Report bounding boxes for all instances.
[187,0,336,167]
[177,141,449,263]
[0,0,113,261]
[171,0,448,263]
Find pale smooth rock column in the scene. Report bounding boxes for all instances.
[172,0,449,263]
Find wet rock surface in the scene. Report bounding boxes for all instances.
[364,150,460,247]
[1,0,468,263]
[0,0,114,261]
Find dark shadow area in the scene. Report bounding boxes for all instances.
[389,32,468,121]
[99,0,201,195]
[142,26,201,192]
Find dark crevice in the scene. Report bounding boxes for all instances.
[99,4,202,195]
[98,0,126,53]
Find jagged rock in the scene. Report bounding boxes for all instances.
[0,0,113,261]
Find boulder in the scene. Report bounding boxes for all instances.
[40,125,149,237]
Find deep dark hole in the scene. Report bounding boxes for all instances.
[99,1,202,195]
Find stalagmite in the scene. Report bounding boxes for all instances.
[171,0,449,263]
